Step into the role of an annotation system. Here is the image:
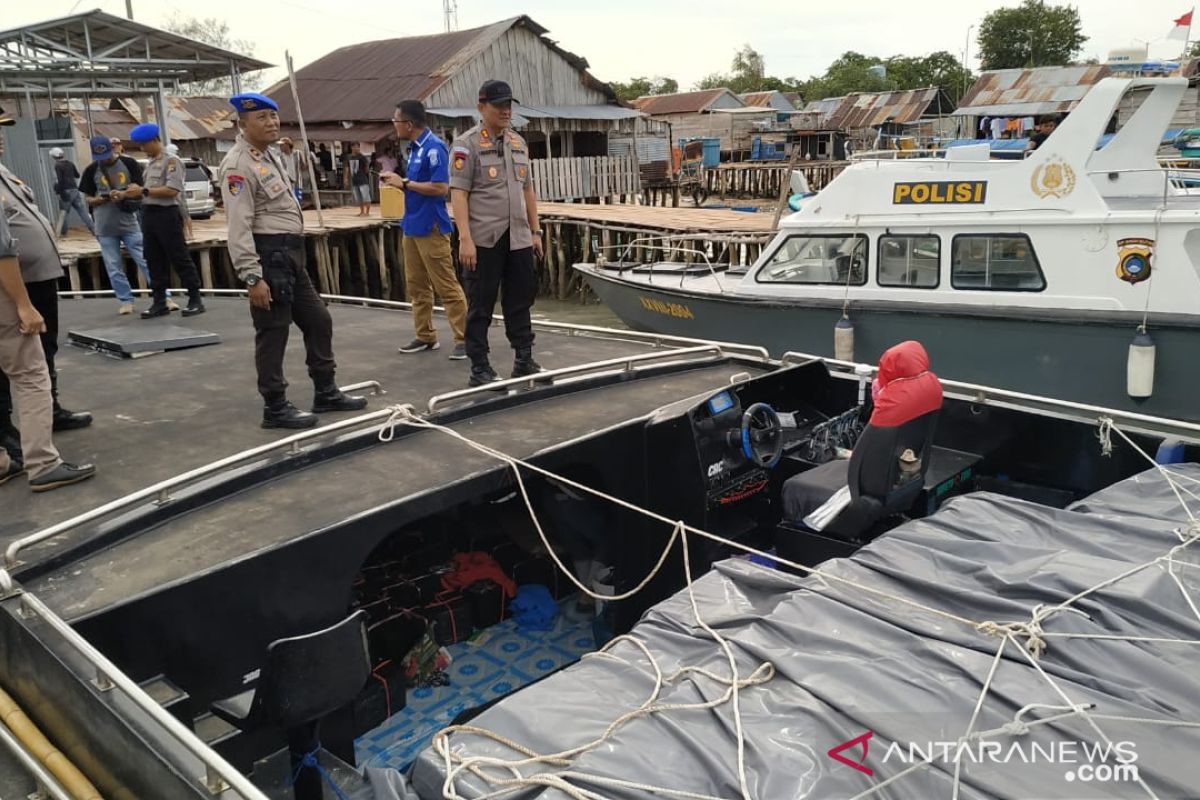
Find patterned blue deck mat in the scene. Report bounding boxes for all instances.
[354,597,596,771]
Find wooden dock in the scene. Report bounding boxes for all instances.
[55,200,778,304]
[703,161,847,199]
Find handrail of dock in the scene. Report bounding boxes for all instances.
[426,345,730,413]
[1,404,409,573]
[5,590,271,799]
[0,715,75,800]
[781,350,1200,442]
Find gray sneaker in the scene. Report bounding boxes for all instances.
[29,461,96,493]
[449,343,467,360]
[397,338,439,354]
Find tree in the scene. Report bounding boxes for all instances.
[610,76,678,103]
[886,51,975,103]
[977,0,1087,70]
[797,50,974,103]
[163,14,263,95]
[693,45,802,94]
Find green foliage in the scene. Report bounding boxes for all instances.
[610,76,678,103]
[693,45,803,94]
[799,51,974,103]
[976,0,1087,70]
[164,14,263,95]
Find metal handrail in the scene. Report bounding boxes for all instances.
[56,289,775,361]
[780,350,1200,441]
[596,235,727,292]
[16,590,270,799]
[1,405,410,574]
[0,716,74,800]
[426,345,725,413]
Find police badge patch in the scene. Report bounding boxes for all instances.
[1116,237,1153,284]
[227,174,245,196]
[429,150,439,167]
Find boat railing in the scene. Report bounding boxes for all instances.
[781,351,1200,442]
[427,344,739,413]
[0,589,271,799]
[0,405,410,572]
[594,235,728,291]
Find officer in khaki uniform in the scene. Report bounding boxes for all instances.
[218,93,366,429]
[449,80,545,387]
[130,123,205,319]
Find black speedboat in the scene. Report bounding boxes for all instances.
[0,293,1196,799]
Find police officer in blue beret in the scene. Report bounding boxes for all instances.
[217,93,366,429]
[130,123,205,318]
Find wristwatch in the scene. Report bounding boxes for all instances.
[401,178,410,189]
[244,274,262,287]
[141,187,150,198]
[533,229,543,236]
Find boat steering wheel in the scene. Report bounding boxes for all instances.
[740,402,783,469]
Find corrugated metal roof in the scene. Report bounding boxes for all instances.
[954,65,1111,116]
[68,107,138,142]
[633,89,740,115]
[164,96,235,140]
[801,96,846,126]
[825,87,952,129]
[269,16,619,124]
[738,90,799,112]
[739,91,774,107]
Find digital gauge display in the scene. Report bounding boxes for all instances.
[707,391,735,416]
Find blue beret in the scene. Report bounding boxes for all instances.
[129,123,160,143]
[229,93,278,113]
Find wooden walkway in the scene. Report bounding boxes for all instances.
[55,201,778,304]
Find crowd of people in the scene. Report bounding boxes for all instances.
[0,78,545,494]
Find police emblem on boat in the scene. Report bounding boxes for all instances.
[1116,237,1153,284]
[1030,158,1076,199]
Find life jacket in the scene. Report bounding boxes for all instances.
[870,341,943,428]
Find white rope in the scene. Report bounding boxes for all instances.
[374,407,1200,800]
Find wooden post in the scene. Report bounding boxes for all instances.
[771,143,803,230]
[376,226,388,298]
[556,222,568,300]
[198,249,213,289]
[66,258,82,298]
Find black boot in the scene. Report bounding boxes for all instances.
[311,381,368,413]
[182,292,206,317]
[49,372,92,431]
[511,348,545,379]
[263,400,318,430]
[140,301,170,319]
[468,362,501,387]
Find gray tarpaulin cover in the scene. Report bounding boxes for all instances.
[396,466,1200,799]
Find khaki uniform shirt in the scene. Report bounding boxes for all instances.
[142,153,185,208]
[0,164,63,284]
[448,123,533,250]
[218,133,302,281]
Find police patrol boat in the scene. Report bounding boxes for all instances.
[576,76,1200,422]
[1,288,1199,799]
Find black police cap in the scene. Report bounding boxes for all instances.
[478,80,519,105]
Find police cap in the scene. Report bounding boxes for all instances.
[478,80,518,105]
[129,123,160,143]
[229,93,279,114]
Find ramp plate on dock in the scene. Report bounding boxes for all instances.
[68,324,220,357]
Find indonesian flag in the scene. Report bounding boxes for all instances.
[1168,9,1193,40]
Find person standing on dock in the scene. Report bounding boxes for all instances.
[49,148,95,238]
[344,143,372,217]
[129,123,206,319]
[449,79,545,386]
[218,92,368,429]
[0,174,96,492]
[79,135,154,316]
[384,99,468,361]
[0,115,93,458]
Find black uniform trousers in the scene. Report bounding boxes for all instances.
[142,205,201,303]
[462,229,536,366]
[0,278,60,418]
[250,234,336,403]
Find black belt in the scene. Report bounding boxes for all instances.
[253,233,304,249]
[142,204,179,213]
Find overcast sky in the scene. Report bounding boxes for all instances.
[8,0,1200,91]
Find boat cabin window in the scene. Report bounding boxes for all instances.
[951,234,1046,291]
[755,233,867,285]
[877,235,940,288]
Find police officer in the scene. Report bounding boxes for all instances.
[449,79,545,387]
[0,111,92,465]
[130,123,205,319]
[218,93,367,429]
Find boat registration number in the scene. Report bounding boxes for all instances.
[893,181,987,205]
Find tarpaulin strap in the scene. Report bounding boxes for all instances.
[289,746,350,800]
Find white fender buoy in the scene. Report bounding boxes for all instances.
[1127,328,1156,400]
[834,316,855,361]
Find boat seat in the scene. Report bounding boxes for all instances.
[209,610,370,800]
[780,410,940,543]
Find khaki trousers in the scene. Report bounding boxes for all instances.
[0,290,60,480]
[402,230,467,345]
